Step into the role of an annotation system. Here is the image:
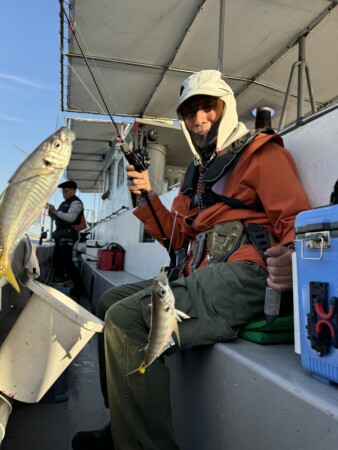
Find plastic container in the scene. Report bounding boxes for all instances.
[0,279,104,403]
[295,205,338,383]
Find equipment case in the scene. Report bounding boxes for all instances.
[295,205,338,383]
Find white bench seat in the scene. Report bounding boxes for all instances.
[168,339,338,450]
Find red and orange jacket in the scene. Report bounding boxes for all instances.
[134,132,310,271]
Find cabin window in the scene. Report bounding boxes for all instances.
[143,230,155,243]
[101,166,112,201]
[117,157,124,188]
[140,224,155,243]
[104,167,111,194]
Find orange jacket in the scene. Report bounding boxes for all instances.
[134,132,310,271]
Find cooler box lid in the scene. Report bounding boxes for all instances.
[295,205,338,235]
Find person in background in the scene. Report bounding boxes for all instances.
[48,180,85,300]
[72,70,311,450]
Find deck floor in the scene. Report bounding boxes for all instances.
[1,295,109,450]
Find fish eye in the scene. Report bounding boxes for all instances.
[158,288,166,298]
[52,139,61,148]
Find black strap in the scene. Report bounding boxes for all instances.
[201,186,264,212]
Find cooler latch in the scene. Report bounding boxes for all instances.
[301,230,331,260]
[307,281,338,356]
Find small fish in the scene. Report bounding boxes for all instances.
[128,271,189,375]
[0,127,75,292]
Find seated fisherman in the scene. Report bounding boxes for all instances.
[48,180,85,299]
[72,70,311,450]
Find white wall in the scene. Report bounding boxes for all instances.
[283,108,338,208]
[93,189,177,279]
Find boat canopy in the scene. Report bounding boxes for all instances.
[60,0,338,193]
[60,0,338,129]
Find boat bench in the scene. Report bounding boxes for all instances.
[80,253,338,450]
[167,339,338,450]
[79,255,143,314]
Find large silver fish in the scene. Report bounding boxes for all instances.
[128,271,189,375]
[0,127,75,292]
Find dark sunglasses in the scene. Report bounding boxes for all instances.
[178,97,218,119]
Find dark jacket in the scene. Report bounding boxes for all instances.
[55,195,83,230]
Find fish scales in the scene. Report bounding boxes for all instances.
[6,177,49,238]
[128,271,189,375]
[0,127,75,292]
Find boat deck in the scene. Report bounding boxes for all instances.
[2,253,338,450]
[1,294,109,450]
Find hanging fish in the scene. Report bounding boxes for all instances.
[128,271,189,375]
[0,127,75,292]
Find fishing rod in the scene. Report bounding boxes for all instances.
[60,1,176,265]
[60,1,149,172]
[39,205,48,245]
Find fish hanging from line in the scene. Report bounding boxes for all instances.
[128,271,190,375]
[0,127,75,292]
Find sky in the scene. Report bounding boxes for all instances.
[0,0,97,223]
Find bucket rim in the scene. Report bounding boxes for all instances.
[25,279,104,333]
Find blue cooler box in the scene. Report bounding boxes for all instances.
[295,205,338,383]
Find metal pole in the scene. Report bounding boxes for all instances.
[305,64,317,113]
[278,61,299,131]
[217,0,225,72]
[279,33,318,130]
[297,35,307,124]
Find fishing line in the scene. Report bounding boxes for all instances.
[64,7,119,112]
[63,57,107,114]
[60,1,123,141]
[55,114,60,130]
[168,212,178,259]
[61,1,177,268]
[161,211,179,272]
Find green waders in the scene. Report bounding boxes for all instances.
[98,261,268,450]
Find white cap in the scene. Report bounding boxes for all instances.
[177,70,233,113]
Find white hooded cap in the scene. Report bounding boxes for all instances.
[177,70,233,113]
[177,70,249,164]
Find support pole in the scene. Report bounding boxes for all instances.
[217,0,225,72]
[278,34,317,131]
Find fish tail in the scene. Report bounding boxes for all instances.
[0,261,20,293]
[126,362,146,376]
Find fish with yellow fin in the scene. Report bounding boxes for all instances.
[128,271,189,375]
[0,127,75,292]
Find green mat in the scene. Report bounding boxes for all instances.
[239,315,294,344]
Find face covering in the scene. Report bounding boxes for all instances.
[189,115,222,161]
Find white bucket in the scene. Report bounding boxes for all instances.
[0,279,104,403]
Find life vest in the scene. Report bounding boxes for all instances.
[55,195,84,230]
[180,128,277,211]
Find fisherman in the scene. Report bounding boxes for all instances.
[48,180,85,299]
[72,70,311,449]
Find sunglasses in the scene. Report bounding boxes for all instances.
[178,97,218,119]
